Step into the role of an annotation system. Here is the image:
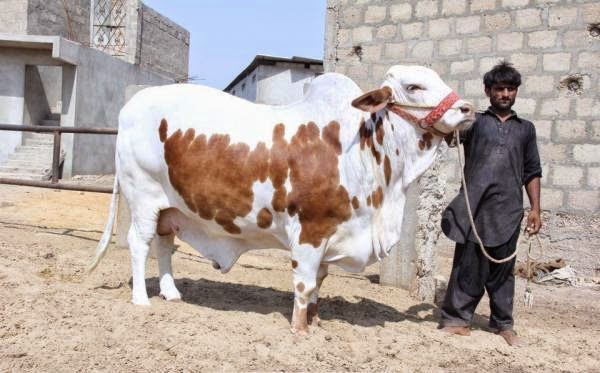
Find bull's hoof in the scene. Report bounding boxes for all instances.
[131,295,151,306]
[159,292,182,302]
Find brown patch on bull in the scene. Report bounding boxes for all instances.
[257,208,273,229]
[352,196,360,210]
[159,119,168,142]
[291,260,298,269]
[384,155,392,186]
[372,186,384,208]
[291,301,308,333]
[162,123,267,234]
[370,144,382,164]
[287,122,352,247]
[419,132,433,150]
[296,282,305,292]
[375,117,384,145]
[367,195,372,206]
[322,121,342,155]
[359,118,372,150]
[161,119,351,244]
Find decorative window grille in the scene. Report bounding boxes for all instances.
[92,0,126,56]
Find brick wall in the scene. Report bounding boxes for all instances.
[138,3,190,81]
[326,0,600,214]
[0,0,28,34]
[26,0,90,44]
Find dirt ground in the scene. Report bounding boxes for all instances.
[0,182,598,372]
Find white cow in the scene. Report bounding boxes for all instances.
[89,65,474,332]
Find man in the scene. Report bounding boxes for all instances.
[439,61,542,347]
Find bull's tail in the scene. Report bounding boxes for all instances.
[87,175,119,273]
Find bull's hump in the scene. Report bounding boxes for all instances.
[159,119,353,247]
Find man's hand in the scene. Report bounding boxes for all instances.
[526,209,541,235]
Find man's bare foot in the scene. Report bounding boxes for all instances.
[497,330,526,347]
[440,326,471,336]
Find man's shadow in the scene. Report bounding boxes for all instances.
[135,276,451,328]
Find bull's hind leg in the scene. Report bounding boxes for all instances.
[153,233,181,301]
[290,244,324,333]
[128,220,155,306]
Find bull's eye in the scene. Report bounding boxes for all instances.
[406,84,423,92]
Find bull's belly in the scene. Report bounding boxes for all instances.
[157,206,288,273]
[322,225,376,273]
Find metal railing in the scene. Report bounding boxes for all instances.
[0,123,118,194]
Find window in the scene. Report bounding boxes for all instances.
[241,82,246,90]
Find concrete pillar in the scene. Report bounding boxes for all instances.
[380,182,419,290]
[0,62,25,163]
[60,64,77,178]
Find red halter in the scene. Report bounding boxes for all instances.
[386,91,460,137]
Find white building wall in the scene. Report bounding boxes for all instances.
[0,62,25,163]
[256,64,319,105]
[229,71,258,102]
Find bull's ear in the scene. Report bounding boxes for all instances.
[351,86,392,113]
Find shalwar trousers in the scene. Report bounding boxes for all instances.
[440,226,520,331]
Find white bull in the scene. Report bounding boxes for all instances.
[89,65,474,332]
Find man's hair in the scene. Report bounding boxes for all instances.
[483,60,522,89]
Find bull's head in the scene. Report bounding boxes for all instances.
[350,65,476,187]
[351,65,475,136]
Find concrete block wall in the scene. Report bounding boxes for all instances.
[0,0,28,34]
[138,3,190,82]
[25,0,90,43]
[325,0,600,215]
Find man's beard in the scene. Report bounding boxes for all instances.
[491,96,515,111]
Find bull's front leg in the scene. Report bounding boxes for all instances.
[290,243,324,334]
[307,264,328,326]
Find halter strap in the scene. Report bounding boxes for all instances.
[386,91,460,137]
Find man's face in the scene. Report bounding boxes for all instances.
[485,84,518,111]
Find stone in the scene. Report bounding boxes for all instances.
[543,53,571,72]
[376,25,397,40]
[577,52,600,70]
[384,42,407,59]
[497,32,524,51]
[429,18,452,39]
[528,30,558,48]
[415,0,438,18]
[401,22,424,39]
[442,0,467,16]
[588,167,600,188]
[352,26,373,43]
[362,45,383,62]
[554,120,587,142]
[539,143,567,162]
[390,3,412,22]
[552,165,584,186]
[592,121,600,142]
[467,36,492,53]
[470,0,496,12]
[540,98,571,117]
[562,30,591,48]
[575,98,600,117]
[365,6,387,24]
[541,188,564,210]
[338,28,353,48]
[582,2,600,23]
[464,79,483,96]
[510,53,538,72]
[548,7,579,27]
[515,8,542,28]
[410,41,434,60]
[525,75,556,94]
[342,6,362,26]
[479,57,501,74]
[534,120,552,141]
[568,191,600,212]
[573,144,600,163]
[450,59,475,74]
[439,39,463,56]
[456,16,481,34]
[484,12,512,30]
[502,0,530,8]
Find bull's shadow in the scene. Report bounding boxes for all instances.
[140,276,437,327]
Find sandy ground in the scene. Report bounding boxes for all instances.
[0,183,599,372]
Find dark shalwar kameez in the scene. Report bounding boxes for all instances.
[440,108,542,331]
